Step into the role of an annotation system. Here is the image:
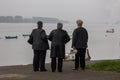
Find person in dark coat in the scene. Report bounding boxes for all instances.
[48,23,70,72]
[72,20,88,70]
[28,21,49,72]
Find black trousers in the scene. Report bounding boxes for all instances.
[75,48,86,70]
[51,58,63,72]
[33,50,46,71]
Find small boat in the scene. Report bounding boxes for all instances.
[106,28,114,33]
[65,49,91,61]
[65,49,76,61]
[22,34,30,37]
[5,36,18,39]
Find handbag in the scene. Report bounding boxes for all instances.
[85,49,91,61]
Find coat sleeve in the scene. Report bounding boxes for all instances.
[64,31,70,44]
[28,30,34,45]
[41,30,48,41]
[48,31,53,41]
[86,29,88,43]
[72,29,77,48]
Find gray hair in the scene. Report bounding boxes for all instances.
[76,20,83,27]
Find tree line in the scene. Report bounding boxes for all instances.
[0,16,68,23]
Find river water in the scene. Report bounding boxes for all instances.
[0,23,120,66]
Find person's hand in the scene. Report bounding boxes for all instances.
[72,46,76,50]
[72,47,77,54]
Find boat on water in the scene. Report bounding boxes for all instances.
[65,49,91,61]
[5,36,18,39]
[106,28,114,33]
[65,49,76,61]
[22,34,30,37]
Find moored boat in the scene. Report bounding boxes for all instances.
[22,34,30,38]
[5,36,18,39]
[106,28,114,33]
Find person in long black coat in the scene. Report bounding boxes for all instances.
[48,23,70,72]
[28,21,49,72]
[72,20,88,70]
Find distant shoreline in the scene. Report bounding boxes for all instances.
[0,16,69,23]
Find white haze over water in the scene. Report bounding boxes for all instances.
[0,0,120,23]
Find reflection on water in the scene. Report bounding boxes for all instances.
[0,23,120,66]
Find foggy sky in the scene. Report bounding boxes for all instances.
[0,0,120,23]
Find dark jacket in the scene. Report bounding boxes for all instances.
[72,27,88,48]
[48,29,70,58]
[29,28,49,50]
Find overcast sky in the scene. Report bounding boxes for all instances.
[0,0,120,23]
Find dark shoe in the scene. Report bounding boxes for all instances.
[81,68,85,70]
[72,68,79,70]
[40,69,47,72]
[52,69,56,72]
[58,70,62,72]
[34,69,39,72]
[52,70,55,72]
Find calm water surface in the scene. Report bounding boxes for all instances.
[0,23,120,66]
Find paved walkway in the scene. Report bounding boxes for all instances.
[0,61,120,80]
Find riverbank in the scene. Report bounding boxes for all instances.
[86,59,120,73]
[0,61,120,80]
